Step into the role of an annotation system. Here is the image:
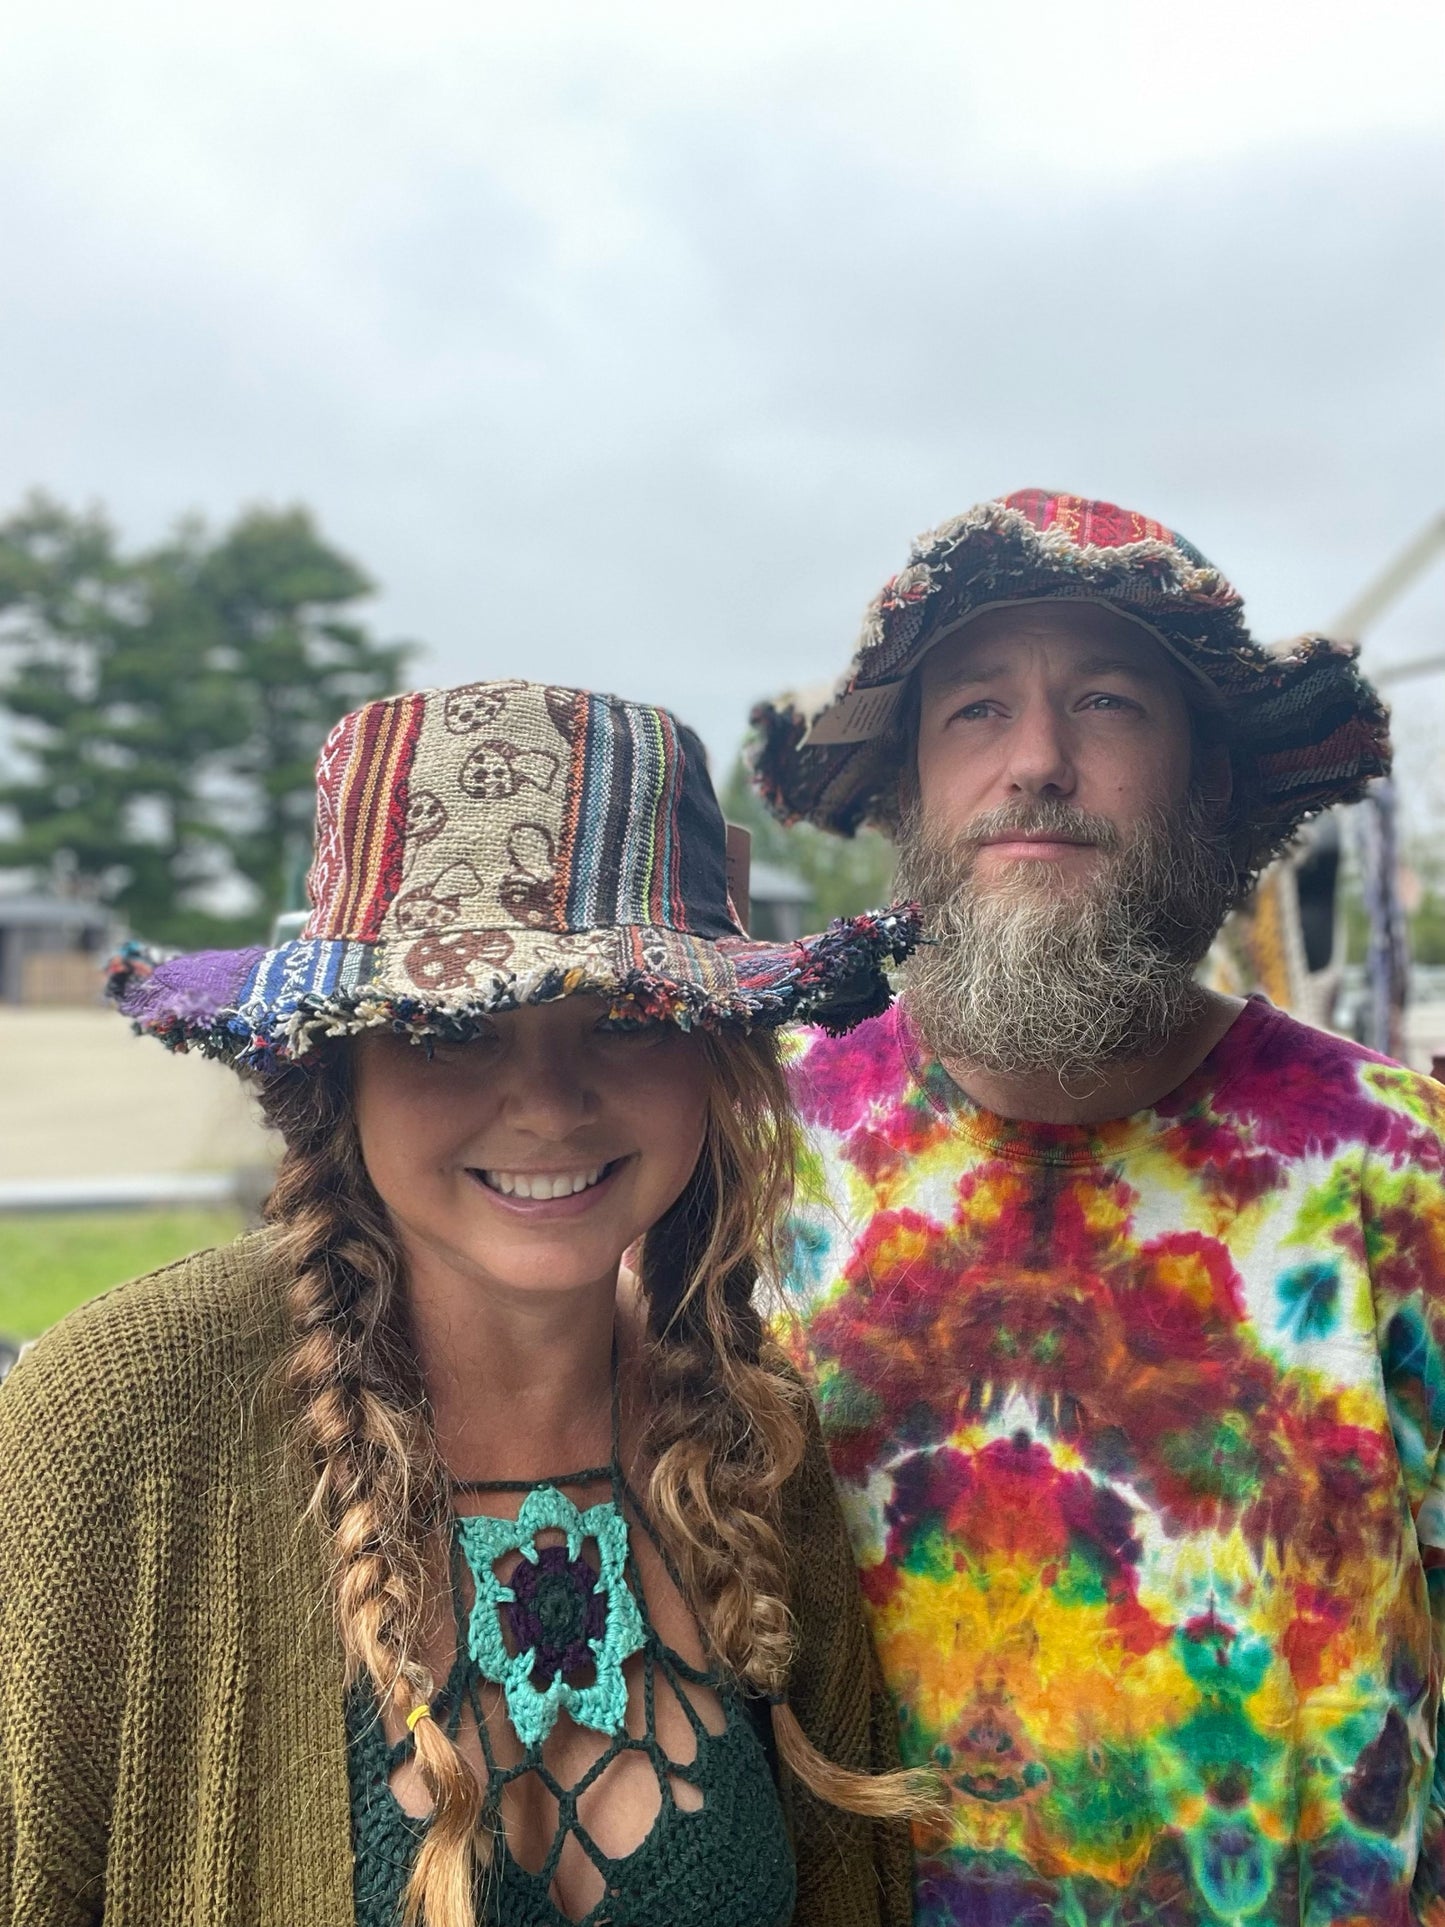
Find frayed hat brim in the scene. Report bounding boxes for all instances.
[749,498,1391,870]
[105,909,921,1072]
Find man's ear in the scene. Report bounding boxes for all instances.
[881,670,924,836]
[1195,737,1233,815]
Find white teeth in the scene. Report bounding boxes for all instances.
[481,1164,607,1199]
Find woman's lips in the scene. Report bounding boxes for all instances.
[464,1156,629,1217]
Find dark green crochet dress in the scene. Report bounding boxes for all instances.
[347,1460,796,1927]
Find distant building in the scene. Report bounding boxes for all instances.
[747,860,812,943]
[0,893,118,1005]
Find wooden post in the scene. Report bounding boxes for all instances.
[725,823,752,935]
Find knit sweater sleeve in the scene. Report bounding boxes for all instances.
[0,1241,292,1927]
[781,1388,913,1927]
[0,1312,139,1925]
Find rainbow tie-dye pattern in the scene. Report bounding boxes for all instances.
[784,998,1445,1926]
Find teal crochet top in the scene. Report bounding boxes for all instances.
[347,1452,795,1927]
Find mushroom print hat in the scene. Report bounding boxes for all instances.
[108,680,919,1068]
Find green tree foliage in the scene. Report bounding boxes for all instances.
[0,494,411,947]
[720,753,897,927]
[1399,838,1445,968]
[1407,896,1445,966]
[180,508,409,924]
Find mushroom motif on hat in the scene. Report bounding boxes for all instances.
[393,860,485,935]
[404,929,515,991]
[459,741,560,801]
[443,681,527,735]
[499,825,557,929]
[405,788,448,845]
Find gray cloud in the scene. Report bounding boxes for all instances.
[0,35,1439,810]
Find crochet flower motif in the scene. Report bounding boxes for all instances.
[505,1544,607,1680]
[456,1487,645,1747]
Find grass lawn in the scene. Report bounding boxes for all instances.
[0,1207,247,1341]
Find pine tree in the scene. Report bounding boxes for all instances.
[0,494,412,945]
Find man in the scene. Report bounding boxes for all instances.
[751,491,1445,1925]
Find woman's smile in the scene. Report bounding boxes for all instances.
[467,1155,631,1214]
[353,1001,710,1296]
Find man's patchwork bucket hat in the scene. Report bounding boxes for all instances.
[749,489,1392,875]
[108,681,918,1068]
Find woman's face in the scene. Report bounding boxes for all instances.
[352,998,711,1298]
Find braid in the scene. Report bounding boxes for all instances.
[258,1057,488,1927]
[640,1031,938,1820]
[642,1157,801,1687]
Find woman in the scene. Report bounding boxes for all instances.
[0,680,927,1927]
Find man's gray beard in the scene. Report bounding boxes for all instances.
[894,792,1242,1082]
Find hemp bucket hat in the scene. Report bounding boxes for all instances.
[108,680,919,1069]
[749,489,1392,878]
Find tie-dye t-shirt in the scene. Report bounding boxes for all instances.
[784,996,1445,1926]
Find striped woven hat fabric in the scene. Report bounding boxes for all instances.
[108,681,919,1068]
[749,489,1392,877]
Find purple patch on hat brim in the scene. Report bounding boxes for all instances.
[118,947,267,1029]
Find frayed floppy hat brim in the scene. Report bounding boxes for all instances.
[749,493,1391,875]
[106,908,921,1071]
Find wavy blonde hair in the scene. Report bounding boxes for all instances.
[258,1024,934,1927]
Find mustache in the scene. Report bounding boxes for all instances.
[938,799,1123,860]
[893,784,1241,1081]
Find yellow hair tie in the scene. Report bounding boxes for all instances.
[406,1702,432,1733]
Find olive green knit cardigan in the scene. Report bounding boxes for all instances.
[0,1235,911,1927]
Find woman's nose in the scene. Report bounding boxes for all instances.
[499,1042,597,1135]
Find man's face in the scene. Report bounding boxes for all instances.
[896,600,1240,1081]
[914,600,1197,875]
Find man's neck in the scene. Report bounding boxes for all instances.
[939,989,1247,1126]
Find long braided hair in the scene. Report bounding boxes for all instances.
[258,1025,932,1927]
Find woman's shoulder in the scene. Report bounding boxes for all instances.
[0,1229,291,1490]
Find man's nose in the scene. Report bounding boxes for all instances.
[1002,699,1076,798]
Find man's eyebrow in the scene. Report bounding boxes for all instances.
[928,652,1162,691]
[1073,655,1162,681]
[926,657,1008,691]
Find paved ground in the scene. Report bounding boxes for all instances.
[4,999,1443,1189]
[1,1008,274,1182]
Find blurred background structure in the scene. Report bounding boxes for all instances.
[1,0,1442,1352]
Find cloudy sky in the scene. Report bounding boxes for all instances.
[3,0,1443,806]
